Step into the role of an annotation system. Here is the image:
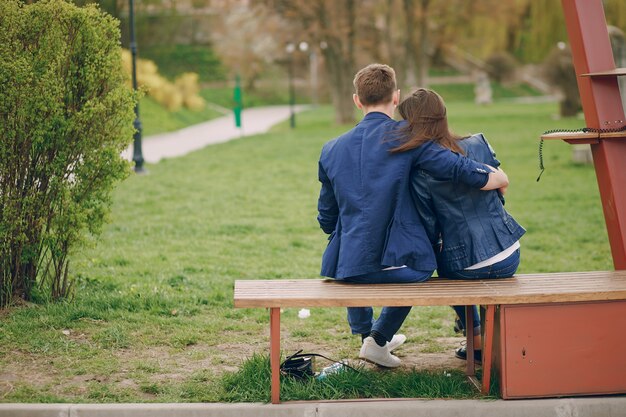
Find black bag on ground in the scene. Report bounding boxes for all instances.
[279,349,360,380]
[280,350,314,379]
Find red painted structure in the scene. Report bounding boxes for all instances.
[561,0,626,269]
[493,0,626,399]
[495,300,626,398]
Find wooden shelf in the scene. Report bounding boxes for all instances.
[600,130,626,139]
[541,130,626,144]
[580,68,626,77]
[541,131,599,144]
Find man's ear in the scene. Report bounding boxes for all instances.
[353,94,363,109]
[392,89,400,106]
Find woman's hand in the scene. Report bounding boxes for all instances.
[480,165,509,191]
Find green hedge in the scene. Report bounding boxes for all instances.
[140,44,226,82]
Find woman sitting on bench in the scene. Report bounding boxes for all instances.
[393,88,526,362]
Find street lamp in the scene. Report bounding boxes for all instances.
[129,0,145,173]
[309,48,318,106]
[285,42,296,129]
[285,41,310,129]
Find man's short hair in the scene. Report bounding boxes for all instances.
[353,64,397,106]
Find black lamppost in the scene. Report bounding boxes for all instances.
[285,42,296,129]
[285,41,310,129]
[129,0,145,173]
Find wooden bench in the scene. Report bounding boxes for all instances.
[234,270,626,403]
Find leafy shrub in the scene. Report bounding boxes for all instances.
[485,52,518,83]
[543,44,581,117]
[175,73,205,111]
[0,0,135,306]
[121,50,205,112]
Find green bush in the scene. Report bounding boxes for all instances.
[0,0,135,307]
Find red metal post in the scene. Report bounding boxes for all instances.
[270,307,281,404]
[465,305,475,376]
[481,305,496,395]
[561,0,626,269]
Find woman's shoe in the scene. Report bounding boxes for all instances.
[455,345,482,364]
[453,317,466,336]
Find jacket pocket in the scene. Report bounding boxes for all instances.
[382,219,434,268]
[322,231,340,277]
[504,216,522,235]
[442,244,467,262]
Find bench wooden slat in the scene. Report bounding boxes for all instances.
[233,270,626,308]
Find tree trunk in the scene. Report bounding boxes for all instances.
[316,0,356,124]
[323,45,355,124]
[384,0,396,65]
[403,0,417,88]
[416,0,430,88]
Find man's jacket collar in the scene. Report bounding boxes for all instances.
[358,111,393,124]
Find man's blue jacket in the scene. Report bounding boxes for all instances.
[317,112,492,279]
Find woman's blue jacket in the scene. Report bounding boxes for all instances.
[410,133,526,273]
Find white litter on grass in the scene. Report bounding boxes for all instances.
[298,308,311,319]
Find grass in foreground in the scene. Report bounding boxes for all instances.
[0,101,611,403]
[221,354,482,402]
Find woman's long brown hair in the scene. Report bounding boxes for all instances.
[391,88,465,154]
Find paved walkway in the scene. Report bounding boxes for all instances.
[2,397,626,417]
[121,105,309,164]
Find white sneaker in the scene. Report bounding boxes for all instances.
[359,336,401,368]
[387,334,406,352]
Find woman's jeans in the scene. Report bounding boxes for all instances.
[440,249,521,335]
[336,267,431,342]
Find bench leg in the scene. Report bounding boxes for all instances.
[481,305,495,395]
[465,305,475,377]
[270,307,281,404]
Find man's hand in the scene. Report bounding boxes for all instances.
[480,165,509,191]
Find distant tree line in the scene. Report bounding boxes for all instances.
[30,0,626,122]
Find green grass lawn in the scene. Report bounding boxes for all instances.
[429,82,542,102]
[0,100,611,403]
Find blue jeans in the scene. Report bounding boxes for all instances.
[336,267,432,342]
[440,249,521,334]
